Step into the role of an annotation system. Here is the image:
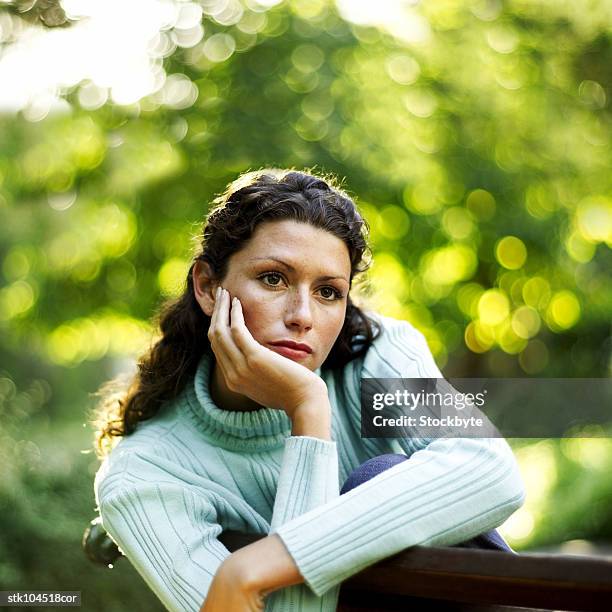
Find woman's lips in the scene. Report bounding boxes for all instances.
[268,344,310,361]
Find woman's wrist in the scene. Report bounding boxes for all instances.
[291,404,331,439]
[223,534,304,598]
[289,385,332,440]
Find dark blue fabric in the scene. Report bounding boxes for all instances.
[340,453,516,554]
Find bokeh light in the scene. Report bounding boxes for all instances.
[576,196,612,245]
[478,289,510,326]
[495,235,527,270]
[546,290,581,331]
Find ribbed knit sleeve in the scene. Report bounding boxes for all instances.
[274,316,526,597]
[270,436,339,531]
[95,452,231,612]
[265,436,341,611]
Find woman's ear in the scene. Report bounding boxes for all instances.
[192,260,219,317]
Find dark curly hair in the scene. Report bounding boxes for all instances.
[90,168,381,458]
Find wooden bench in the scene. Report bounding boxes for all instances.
[83,520,612,611]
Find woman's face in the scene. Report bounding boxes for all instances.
[195,219,352,371]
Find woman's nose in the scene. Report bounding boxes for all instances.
[284,289,313,330]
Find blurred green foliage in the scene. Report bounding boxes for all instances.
[0,0,610,608]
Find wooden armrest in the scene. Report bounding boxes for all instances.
[218,531,612,611]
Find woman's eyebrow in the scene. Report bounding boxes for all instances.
[251,257,349,283]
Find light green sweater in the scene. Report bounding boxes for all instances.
[94,312,525,611]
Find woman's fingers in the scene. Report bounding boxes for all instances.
[208,287,232,382]
[219,289,247,362]
[228,295,261,358]
[209,288,248,387]
[208,286,221,331]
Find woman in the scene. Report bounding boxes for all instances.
[91,168,525,612]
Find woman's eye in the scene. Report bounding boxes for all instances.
[259,272,283,286]
[320,286,343,300]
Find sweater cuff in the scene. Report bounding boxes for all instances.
[286,435,337,452]
[269,436,339,533]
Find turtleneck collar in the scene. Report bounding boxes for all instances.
[183,347,322,452]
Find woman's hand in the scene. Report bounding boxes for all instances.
[208,286,328,418]
[200,535,304,612]
[200,558,265,612]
